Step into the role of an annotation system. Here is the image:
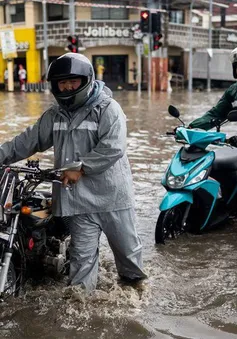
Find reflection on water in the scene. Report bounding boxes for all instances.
[0,90,237,339]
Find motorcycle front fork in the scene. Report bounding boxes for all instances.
[181,203,191,229]
[0,214,19,295]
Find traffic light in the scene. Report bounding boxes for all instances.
[140,10,150,33]
[151,12,161,34]
[152,33,163,51]
[67,35,79,53]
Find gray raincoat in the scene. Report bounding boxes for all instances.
[0,81,146,290]
[0,81,135,217]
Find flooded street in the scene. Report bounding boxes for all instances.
[0,89,237,339]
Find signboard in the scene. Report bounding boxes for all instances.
[227,33,237,43]
[0,41,29,52]
[84,26,130,38]
[0,26,17,59]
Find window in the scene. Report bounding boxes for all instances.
[10,4,25,23]
[169,11,184,24]
[47,4,69,21]
[92,0,128,20]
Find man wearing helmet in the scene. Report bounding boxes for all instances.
[0,53,147,291]
[189,47,237,145]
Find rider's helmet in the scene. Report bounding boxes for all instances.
[230,47,237,79]
[46,53,95,111]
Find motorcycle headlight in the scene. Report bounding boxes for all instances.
[186,170,207,185]
[166,173,187,189]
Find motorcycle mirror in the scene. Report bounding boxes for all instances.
[56,161,82,172]
[227,110,237,122]
[168,105,180,118]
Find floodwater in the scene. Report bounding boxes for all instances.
[0,88,236,339]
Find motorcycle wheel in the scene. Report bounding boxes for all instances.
[3,261,16,296]
[155,204,187,244]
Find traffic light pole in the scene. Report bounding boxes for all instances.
[148,34,152,98]
[69,0,75,36]
[42,0,49,79]
[137,44,142,97]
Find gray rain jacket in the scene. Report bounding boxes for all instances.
[0,81,135,216]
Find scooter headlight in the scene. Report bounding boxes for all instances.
[186,170,207,185]
[166,173,186,189]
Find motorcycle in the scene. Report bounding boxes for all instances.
[155,105,237,244]
[0,159,82,300]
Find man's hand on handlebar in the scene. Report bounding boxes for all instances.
[226,136,237,148]
[60,169,84,187]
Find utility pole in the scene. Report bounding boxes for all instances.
[147,0,155,98]
[188,0,194,92]
[5,3,14,92]
[207,0,213,92]
[69,0,75,36]
[42,0,49,76]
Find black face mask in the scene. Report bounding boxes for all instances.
[61,88,74,94]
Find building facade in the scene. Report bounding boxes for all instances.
[0,0,237,89]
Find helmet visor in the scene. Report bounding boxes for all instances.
[47,54,93,81]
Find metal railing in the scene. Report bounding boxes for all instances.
[24,82,50,92]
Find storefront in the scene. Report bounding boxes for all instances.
[0,28,40,87]
[36,20,138,88]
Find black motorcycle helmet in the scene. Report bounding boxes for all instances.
[47,53,95,111]
[230,47,237,79]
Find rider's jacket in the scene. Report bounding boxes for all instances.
[189,82,237,130]
[0,82,135,216]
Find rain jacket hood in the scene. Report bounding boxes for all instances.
[85,80,112,106]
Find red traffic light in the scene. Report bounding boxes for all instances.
[141,11,149,20]
[140,10,150,33]
[67,35,79,53]
[153,33,163,50]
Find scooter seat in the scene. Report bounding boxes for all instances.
[213,147,237,170]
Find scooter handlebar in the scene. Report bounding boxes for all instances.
[166,131,176,136]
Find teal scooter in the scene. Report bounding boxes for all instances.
[155,105,237,244]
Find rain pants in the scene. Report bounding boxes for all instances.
[0,80,146,290]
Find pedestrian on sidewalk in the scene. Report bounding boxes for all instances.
[18,64,27,91]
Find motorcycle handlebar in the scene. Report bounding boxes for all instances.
[0,165,60,181]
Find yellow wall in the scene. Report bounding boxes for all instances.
[0,28,40,83]
[15,28,40,82]
[0,53,4,83]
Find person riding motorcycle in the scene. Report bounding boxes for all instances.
[189,47,237,147]
[0,53,147,291]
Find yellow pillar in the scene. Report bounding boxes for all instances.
[0,54,6,84]
[7,59,14,91]
[26,49,40,83]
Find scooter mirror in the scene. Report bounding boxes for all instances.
[56,161,82,172]
[168,105,180,118]
[227,110,237,122]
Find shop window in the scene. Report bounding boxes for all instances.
[10,4,25,23]
[92,0,128,20]
[47,4,69,21]
[169,11,184,24]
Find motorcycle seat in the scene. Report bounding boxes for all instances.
[213,147,237,170]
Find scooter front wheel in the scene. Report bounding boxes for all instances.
[155,203,188,244]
